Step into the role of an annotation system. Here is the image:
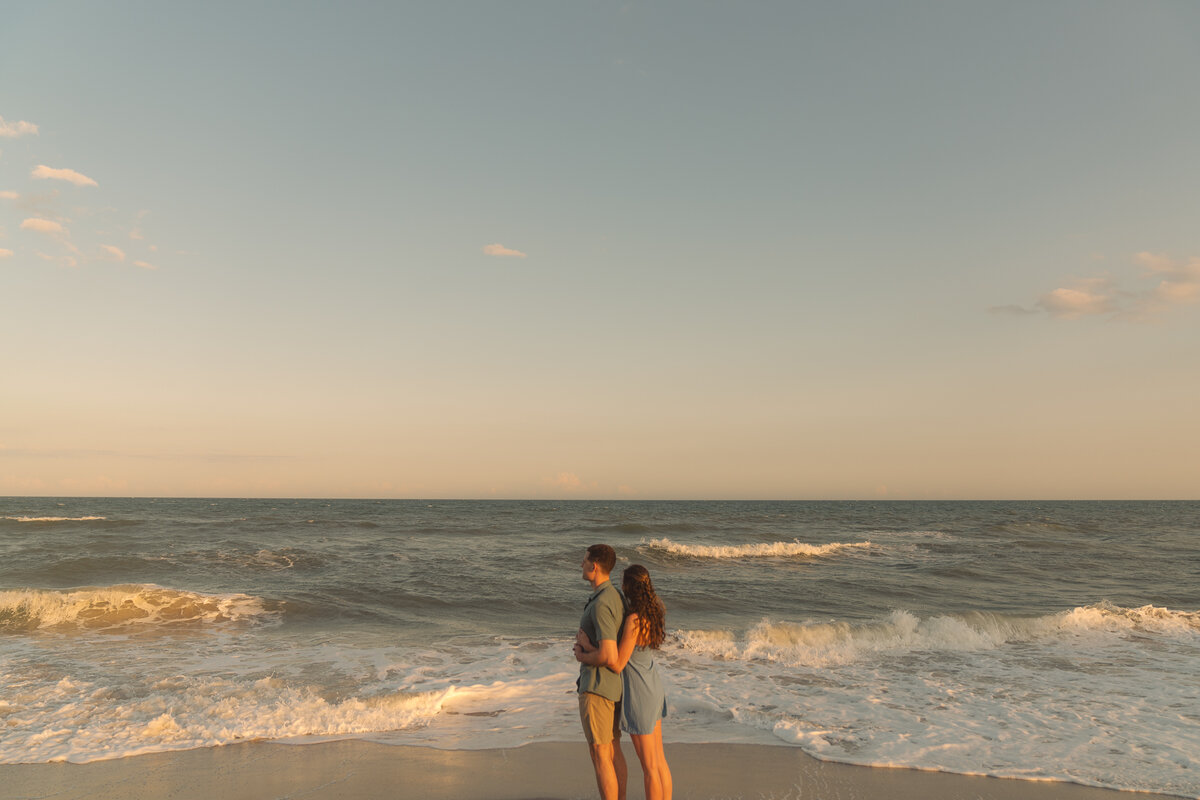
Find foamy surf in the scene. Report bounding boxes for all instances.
[675,603,1200,667]
[0,673,452,764]
[665,602,1200,797]
[642,537,872,559]
[0,585,272,632]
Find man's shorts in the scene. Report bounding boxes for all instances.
[578,692,622,745]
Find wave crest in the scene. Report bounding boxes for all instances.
[643,537,872,559]
[675,603,1200,667]
[0,585,273,632]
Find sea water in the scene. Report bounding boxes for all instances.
[1,499,1197,797]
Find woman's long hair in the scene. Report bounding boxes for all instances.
[622,564,666,649]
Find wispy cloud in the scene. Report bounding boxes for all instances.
[132,260,156,270]
[482,243,527,258]
[21,218,66,234]
[0,190,17,200]
[1134,251,1200,310]
[100,244,126,261]
[0,248,13,259]
[32,165,98,187]
[0,116,38,138]
[1006,253,1200,321]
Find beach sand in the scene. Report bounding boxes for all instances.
[2,741,1180,800]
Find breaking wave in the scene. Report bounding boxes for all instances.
[0,675,452,764]
[675,602,1200,667]
[643,537,872,559]
[0,585,273,632]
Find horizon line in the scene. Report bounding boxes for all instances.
[3,495,1196,503]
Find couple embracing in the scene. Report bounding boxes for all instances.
[574,544,673,800]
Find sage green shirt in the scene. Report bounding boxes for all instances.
[577,580,625,701]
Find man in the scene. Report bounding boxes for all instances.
[573,544,628,800]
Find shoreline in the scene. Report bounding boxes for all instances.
[2,740,1185,800]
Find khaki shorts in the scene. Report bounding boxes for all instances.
[579,692,622,745]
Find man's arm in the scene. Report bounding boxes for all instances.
[573,586,624,669]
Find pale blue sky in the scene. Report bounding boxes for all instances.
[3,2,1199,498]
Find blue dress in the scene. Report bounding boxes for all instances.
[621,645,668,735]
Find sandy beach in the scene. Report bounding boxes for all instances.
[2,741,1182,800]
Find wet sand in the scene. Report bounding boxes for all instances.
[2,740,1182,800]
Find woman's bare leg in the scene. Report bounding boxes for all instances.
[630,720,670,800]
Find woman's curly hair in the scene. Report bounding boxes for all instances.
[622,564,666,649]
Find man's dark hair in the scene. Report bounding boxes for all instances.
[586,543,617,574]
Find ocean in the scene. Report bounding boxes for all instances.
[1,498,1197,797]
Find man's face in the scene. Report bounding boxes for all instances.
[581,554,596,582]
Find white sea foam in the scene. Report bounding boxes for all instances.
[675,603,1200,667]
[0,634,582,763]
[643,537,872,559]
[0,585,271,632]
[665,603,1200,797]
[0,672,452,763]
[1060,601,1200,635]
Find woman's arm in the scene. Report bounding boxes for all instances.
[573,615,639,672]
[609,613,640,674]
[574,627,608,667]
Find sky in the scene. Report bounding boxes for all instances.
[2,2,1198,500]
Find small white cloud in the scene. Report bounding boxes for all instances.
[0,117,38,138]
[32,165,98,187]
[132,260,157,270]
[483,243,527,258]
[100,244,126,261]
[1036,286,1113,319]
[0,190,17,200]
[21,218,66,234]
[1019,253,1200,322]
[0,248,13,258]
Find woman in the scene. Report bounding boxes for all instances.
[576,564,673,800]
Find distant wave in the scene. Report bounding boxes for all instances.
[675,602,1200,667]
[0,585,273,632]
[2,516,106,523]
[643,537,872,559]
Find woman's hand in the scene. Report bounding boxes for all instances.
[575,628,595,652]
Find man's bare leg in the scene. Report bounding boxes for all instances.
[588,742,622,800]
[613,737,628,800]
